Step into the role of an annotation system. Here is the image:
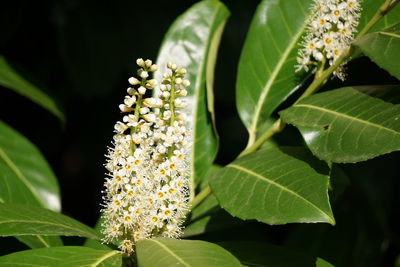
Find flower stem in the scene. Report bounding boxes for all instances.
[189,185,211,209]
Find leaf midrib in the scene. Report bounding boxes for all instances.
[90,250,120,267]
[149,239,191,267]
[295,103,399,135]
[228,164,334,223]
[248,6,310,142]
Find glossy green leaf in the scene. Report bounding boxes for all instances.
[136,238,242,267]
[0,246,121,267]
[154,0,229,189]
[236,0,314,145]
[354,24,400,79]
[218,241,316,267]
[358,0,400,33]
[0,121,61,212]
[0,204,100,240]
[210,146,334,225]
[280,87,400,163]
[0,56,64,121]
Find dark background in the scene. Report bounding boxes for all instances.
[1,1,399,266]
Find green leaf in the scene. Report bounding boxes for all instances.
[358,0,400,33]
[236,0,314,145]
[0,121,61,212]
[354,24,400,79]
[154,0,229,189]
[0,246,121,267]
[316,258,335,267]
[136,238,242,267]
[0,204,100,240]
[218,241,316,267]
[280,87,400,163]
[0,56,64,122]
[209,146,334,225]
[0,121,63,248]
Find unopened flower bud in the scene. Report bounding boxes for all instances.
[136,58,145,67]
[139,107,149,114]
[171,63,177,71]
[178,89,187,96]
[182,79,190,87]
[124,96,136,107]
[143,113,156,122]
[175,78,182,84]
[162,91,170,99]
[138,86,146,95]
[150,64,158,72]
[145,59,152,67]
[146,79,157,89]
[160,84,167,91]
[140,71,149,79]
[167,62,173,69]
[128,77,140,85]
[119,104,133,113]
[143,98,163,108]
[114,122,128,133]
[177,68,187,75]
[127,87,136,95]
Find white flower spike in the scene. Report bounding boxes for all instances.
[296,0,361,80]
[101,59,191,255]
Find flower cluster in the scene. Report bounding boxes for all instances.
[101,59,191,254]
[296,0,362,80]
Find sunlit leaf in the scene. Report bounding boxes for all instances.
[154,0,229,189]
[280,87,400,163]
[236,0,314,145]
[0,121,61,212]
[0,204,100,240]
[0,246,121,267]
[136,238,242,267]
[0,56,64,121]
[210,146,334,225]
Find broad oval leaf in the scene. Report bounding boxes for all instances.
[0,121,61,212]
[0,204,100,240]
[236,0,314,145]
[209,146,334,225]
[354,24,400,79]
[280,87,400,163]
[154,0,229,190]
[0,246,121,267]
[0,56,64,121]
[136,238,242,267]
